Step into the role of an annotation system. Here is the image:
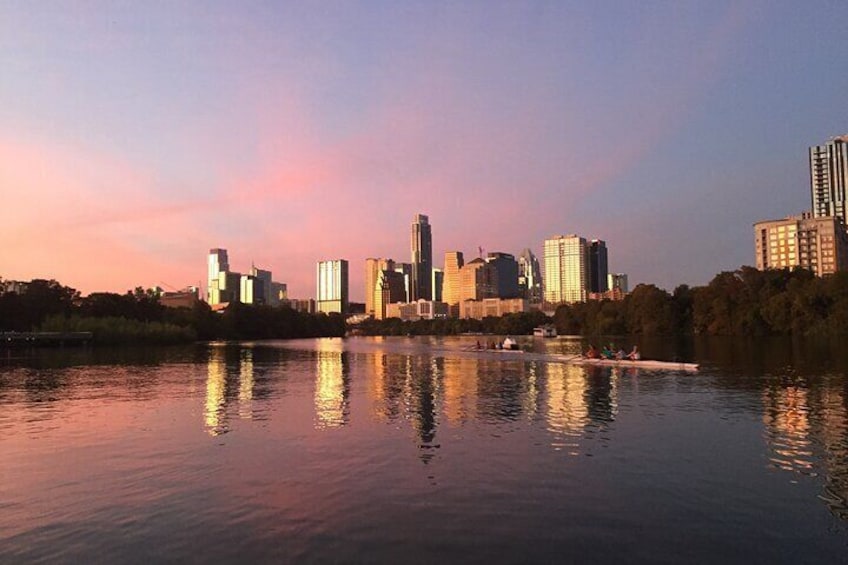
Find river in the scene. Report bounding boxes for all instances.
[1,335,847,563]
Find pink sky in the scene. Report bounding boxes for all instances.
[1,2,841,300]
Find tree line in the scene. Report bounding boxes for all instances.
[0,279,345,344]
[358,267,848,337]
[554,267,848,337]
[4,266,848,343]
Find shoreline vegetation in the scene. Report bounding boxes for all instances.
[358,267,848,338]
[2,266,848,346]
[0,281,345,345]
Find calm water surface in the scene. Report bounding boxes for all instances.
[2,336,848,563]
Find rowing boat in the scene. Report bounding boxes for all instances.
[554,355,698,371]
[458,347,698,371]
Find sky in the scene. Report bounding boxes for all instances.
[1,1,846,300]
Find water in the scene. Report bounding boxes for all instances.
[1,336,847,563]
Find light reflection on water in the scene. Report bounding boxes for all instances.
[761,376,848,519]
[2,336,848,563]
[205,346,227,435]
[314,345,349,430]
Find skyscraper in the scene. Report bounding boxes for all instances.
[411,214,432,301]
[588,239,609,293]
[240,274,263,304]
[517,248,542,303]
[365,258,394,317]
[432,268,444,302]
[374,269,406,320]
[459,258,496,303]
[485,252,520,298]
[543,235,589,304]
[207,248,229,304]
[208,248,240,305]
[207,249,284,306]
[810,135,848,224]
[442,251,465,308]
[317,259,349,314]
[394,262,413,303]
[249,265,273,304]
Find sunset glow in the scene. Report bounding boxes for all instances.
[2,2,844,299]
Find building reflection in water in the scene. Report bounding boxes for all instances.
[314,340,350,430]
[761,379,848,520]
[586,365,618,424]
[476,359,526,423]
[363,349,442,463]
[817,386,848,519]
[442,357,479,426]
[367,351,411,423]
[367,352,388,422]
[204,345,259,436]
[205,346,228,436]
[411,357,440,459]
[545,363,588,454]
[762,385,813,474]
[544,362,618,454]
[239,348,254,420]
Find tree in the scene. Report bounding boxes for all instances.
[625,284,674,335]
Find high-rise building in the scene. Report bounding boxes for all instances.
[485,252,520,298]
[810,135,848,224]
[543,235,589,304]
[459,258,497,303]
[249,265,273,304]
[317,259,349,314]
[432,268,444,302]
[240,274,264,305]
[517,248,542,303]
[754,212,848,276]
[207,249,286,306]
[208,248,228,304]
[270,282,287,304]
[376,270,413,320]
[394,262,413,303]
[589,239,609,293]
[442,251,465,308]
[208,248,240,305]
[411,214,433,301]
[365,258,395,317]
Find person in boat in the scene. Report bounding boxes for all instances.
[585,344,600,359]
[615,348,626,360]
[600,345,614,359]
[626,346,640,360]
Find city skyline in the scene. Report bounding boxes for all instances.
[2,3,845,298]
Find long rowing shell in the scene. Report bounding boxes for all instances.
[562,356,698,371]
